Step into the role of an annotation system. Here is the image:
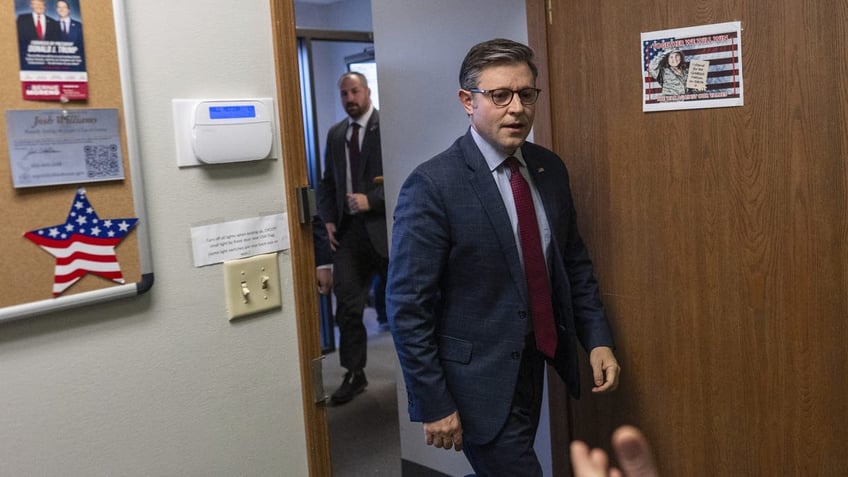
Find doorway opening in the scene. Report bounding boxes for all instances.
[296,28,402,476]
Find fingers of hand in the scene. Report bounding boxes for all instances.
[435,435,462,451]
[570,441,607,477]
[592,360,621,392]
[605,364,621,390]
[426,432,462,451]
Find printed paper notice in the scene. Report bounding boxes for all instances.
[191,214,290,267]
[642,21,744,112]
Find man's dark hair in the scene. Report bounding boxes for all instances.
[459,38,538,90]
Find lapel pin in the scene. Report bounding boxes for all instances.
[537,168,545,173]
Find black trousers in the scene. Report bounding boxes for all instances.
[332,215,388,372]
[462,337,546,477]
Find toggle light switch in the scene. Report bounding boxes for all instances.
[240,281,250,302]
[222,253,282,320]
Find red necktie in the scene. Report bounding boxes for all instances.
[36,15,44,40]
[505,157,558,358]
[348,122,361,191]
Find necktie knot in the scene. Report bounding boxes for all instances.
[504,156,520,173]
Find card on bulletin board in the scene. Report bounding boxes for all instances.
[13,0,88,101]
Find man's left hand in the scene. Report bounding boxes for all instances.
[346,193,370,214]
[589,346,620,393]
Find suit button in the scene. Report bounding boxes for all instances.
[511,351,521,360]
[518,311,527,320]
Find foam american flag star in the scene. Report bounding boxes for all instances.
[24,188,138,296]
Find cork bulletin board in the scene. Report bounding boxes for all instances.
[0,0,152,322]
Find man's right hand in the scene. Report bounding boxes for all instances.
[316,268,333,295]
[423,411,463,451]
[325,222,339,251]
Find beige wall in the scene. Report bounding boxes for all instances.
[0,1,308,475]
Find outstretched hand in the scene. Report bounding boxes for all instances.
[570,425,659,477]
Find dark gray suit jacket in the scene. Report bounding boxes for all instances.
[387,129,614,444]
[317,110,387,258]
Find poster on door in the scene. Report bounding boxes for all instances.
[14,0,88,101]
[642,21,743,112]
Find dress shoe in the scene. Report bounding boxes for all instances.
[331,370,367,405]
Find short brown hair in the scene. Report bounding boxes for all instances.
[459,38,538,90]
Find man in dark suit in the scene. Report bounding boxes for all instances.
[387,38,620,475]
[56,1,83,45]
[17,0,60,42]
[317,71,388,405]
[17,0,60,67]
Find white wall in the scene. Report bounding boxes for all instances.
[294,0,376,177]
[310,40,374,170]
[370,1,549,476]
[295,0,373,31]
[0,1,308,475]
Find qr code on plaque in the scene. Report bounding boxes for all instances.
[84,144,120,178]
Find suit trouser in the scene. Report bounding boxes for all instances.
[462,336,546,477]
[332,214,388,372]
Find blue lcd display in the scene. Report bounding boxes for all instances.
[208,105,256,120]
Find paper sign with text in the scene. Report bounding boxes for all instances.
[191,214,289,267]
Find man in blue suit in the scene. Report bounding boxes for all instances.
[387,38,620,475]
[56,1,83,45]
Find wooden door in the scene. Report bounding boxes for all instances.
[269,1,331,476]
[530,0,848,475]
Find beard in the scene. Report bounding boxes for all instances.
[345,102,363,117]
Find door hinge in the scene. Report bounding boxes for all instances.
[296,186,316,224]
[546,0,553,25]
[311,356,327,404]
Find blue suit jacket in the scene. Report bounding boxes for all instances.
[387,129,614,444]
[58,19,83,45]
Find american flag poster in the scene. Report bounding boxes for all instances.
[24,188,138,296]
[642,21,744,112]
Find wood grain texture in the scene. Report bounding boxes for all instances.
[269,1,331,475]
[535,0,848,475]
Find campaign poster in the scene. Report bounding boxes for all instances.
[14,0,88,101]
[642,21,744,112]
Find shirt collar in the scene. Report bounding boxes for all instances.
[349,104,374,129]
[469,126,525,172]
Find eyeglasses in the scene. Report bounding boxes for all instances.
[468,87,542,107]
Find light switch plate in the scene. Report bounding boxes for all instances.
[222,252,282,320]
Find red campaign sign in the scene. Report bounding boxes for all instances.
[22,81,88,101]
